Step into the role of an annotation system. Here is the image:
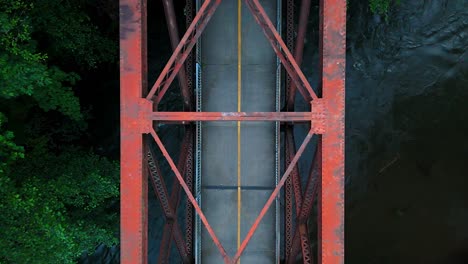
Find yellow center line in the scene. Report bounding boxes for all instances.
[237,0,242,263]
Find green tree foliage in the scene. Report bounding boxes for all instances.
[369,0,401,17]
[0,113,24,174]
[0,0,119,262]
[0,147,119,263]
[0,0,82,120]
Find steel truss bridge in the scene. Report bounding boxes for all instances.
[120,0,345,263]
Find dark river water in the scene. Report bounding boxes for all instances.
[81,0,467,263]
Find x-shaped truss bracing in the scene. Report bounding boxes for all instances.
[120,0,345,263]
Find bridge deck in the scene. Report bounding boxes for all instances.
[198,0,279,263]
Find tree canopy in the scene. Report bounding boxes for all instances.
[0,0,118,263]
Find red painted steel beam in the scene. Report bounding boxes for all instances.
[151,126,315,263]
[285,1,313,259]
[184,0,195,257]
[146,146,190,263]
[244,0,317,102]
[287,138,321,264]
[150,129,231,263]
[319,0,346,263]
[146,0,221,104]
[120,0,148,263]
[161,0,192,109]
[231,129,315,263]
[284,0,295,259]
[286,128,314,263]
[287,0,312,110]
[157,130,192,264]
[151,111,322,123]
[184,128,195,258]
[285,2,313,259]
[285,0,294,104]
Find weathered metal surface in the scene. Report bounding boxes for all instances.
[150,129,231,263]
[184,1,195,258]
[319,0,346,263]
[287,0,311,111]
[184,128,195,259]
[146,0,222,104]
[120,0,346,262]
[284,1,313,261]
[286,128,313,264]
[244,0,317,101]
[156,131,192,264]
[146,146,190,263]
[119,0,148,263]
[151,111,323,124]
[284,0,294,259]
[161,0,191,109]
[157,2,196,261]
[231,130,315,263]
[287,138,321,264]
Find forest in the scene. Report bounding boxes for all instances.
[0,1,119,263]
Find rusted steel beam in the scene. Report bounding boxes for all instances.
[158,223,173,263]
[147,145,190,263]
[146,0,222,104]
[319,0,346,262]
[284,0,294,259]
[285,0,294,104]
[151,111,322,123]
[150,129,231,263]
[287,0,312,110]
[244,0,317,101]
[119,0,148,263]
[157,130,192,264]
[184,0,194,110]
[151,126,314,263]
[161,0,192,109]
[285,1,314,260]
[285,0,314,251]
[284,167,294,261]
[231,130,315,263]
[287,138,321,264]
[285,128,314,263]
[286,130,303,217]
[184,0,195,258]
[184,128,195,258]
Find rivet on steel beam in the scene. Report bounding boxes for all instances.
[138,98,153,134]
[311,99,326,134]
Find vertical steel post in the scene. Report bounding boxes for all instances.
[319,0,346,263]
[120,0,148,263]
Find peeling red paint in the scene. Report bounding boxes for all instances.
[120,0,346,262]
[319,0,346,264]
[120,0,148,263]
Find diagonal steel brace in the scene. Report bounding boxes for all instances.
[156,130,193,264]
[146,0,222,104]
[245,0,318,101]
[147,142,190,263]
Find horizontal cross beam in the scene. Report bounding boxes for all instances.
[152,112,319,122]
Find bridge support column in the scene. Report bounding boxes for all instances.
[120,0,148,263]
[319,0,346,263]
